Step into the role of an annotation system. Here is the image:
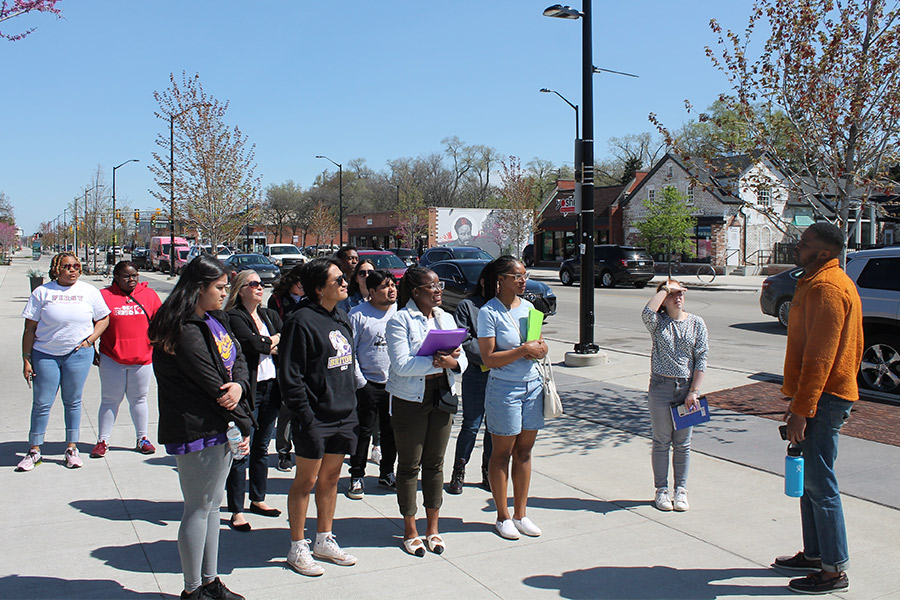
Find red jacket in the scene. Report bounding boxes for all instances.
[99,281,162,365]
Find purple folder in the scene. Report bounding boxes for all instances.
[416,328,468,356]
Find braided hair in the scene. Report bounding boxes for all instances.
[397,266,433,308]
[49,252,82,280]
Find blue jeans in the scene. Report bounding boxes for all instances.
[799,393,853,572]
[454,366,492,468]
[226,379,279,511]
[29,347,94,446]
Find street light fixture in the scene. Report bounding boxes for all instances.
[112,158,139,254]
[543,2,599,357]
[315,155,344,246]
[539,88,579,139]
[168,103,211,277]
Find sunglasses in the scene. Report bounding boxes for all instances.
[333,275,347,285]
[357,270,374,277]
[243,280,263,289]
[60,264,81,271]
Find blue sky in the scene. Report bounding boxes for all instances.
[3,1,754,234]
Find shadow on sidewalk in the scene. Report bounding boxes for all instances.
[730,322,787,336]
[0,575,176,599]
[524,565,790,598]
[478,496,650,514]
[70,498,183,526]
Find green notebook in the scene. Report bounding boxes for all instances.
[526,308,543,341]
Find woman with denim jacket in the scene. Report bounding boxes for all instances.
[385,266,467,557]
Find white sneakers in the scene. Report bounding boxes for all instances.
[313,533,358,566]
[654,487,673,511]
[496,517,542,539]
[287,540,324,577]
[655,487,689,512]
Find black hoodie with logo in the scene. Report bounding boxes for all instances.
[279,301,357,427]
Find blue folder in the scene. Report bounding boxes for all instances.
[670,397,711,430]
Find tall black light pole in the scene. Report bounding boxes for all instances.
[168,103,210,277]
[81,185,99,266]
[112,159,139,253]
[315,155,343,246]
[543,3,598,355]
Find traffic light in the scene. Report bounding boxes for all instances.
[115,209,121,220]
[150,214,156,227]
[155,208,162,216]
[134,209,140,221]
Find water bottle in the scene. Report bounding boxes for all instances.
[226,421,245,458]
[784,443,804,497]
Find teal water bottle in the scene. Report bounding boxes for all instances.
[784,443,804,497]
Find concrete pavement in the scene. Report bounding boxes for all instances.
[1,252,898,599]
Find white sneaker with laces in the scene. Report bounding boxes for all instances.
[313,534,357,566]
[16,450,42,472]
[513,516,542,537]
[370,445,382,464]
[673,487,689,511]
[654,487,673,511]
[287,539,324,576]
[65,447,83,469]
[495,519,520,540]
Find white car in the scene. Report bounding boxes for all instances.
[263,244,309,273]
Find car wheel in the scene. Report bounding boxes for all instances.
[776,299,792,328]
[599,270,614,288]
[634,280,648,289]
[859,333,900,394]
[560,269,574,286]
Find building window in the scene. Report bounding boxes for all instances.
[758,188,771,207]
[648,188,655,202]
[686,185,694,206]
[667,165,674,178]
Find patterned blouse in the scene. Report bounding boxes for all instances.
[642,306,709,378]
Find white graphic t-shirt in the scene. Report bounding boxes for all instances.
[23,280,111,356]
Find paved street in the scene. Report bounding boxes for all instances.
[2,254,899,599]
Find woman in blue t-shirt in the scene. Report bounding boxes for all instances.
[477,256,548,541]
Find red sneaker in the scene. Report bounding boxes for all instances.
[90,440,108,458]
[136,437,156,455]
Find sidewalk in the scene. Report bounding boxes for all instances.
[1,255,898,599]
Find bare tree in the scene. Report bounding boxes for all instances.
[307,200,339,246]
[265,181,302,243]
[0,191,14,225]
[392,188,429,249]
[149,72,262,247]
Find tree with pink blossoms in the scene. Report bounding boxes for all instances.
[0,0,62,41]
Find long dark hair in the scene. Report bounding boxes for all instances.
[273,263,305,299]
[149,254,227,354]
[470,262,494,298]
[398,266,433,308]
[482,255,522,301]
[348,258,375,297]
[301,258,342,305]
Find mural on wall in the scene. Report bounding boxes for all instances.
[435,208,531,258]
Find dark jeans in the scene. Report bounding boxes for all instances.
[349,382,396,478]
[799,393,853,572]
[275,401,293,457]
[226,379,279,512]
[454,366,492,469]
[391,379,453,517]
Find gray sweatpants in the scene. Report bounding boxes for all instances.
[647,373,693,490]
[174,442,232,592]
[97,354,153,442]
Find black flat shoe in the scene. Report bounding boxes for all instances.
[248,503,281,517]
[228,515,251,532]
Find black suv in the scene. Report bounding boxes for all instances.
[418,246,493,268]
[559,245,655,288]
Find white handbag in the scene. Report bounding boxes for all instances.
[539,356,563,419]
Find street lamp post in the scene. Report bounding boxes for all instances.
[112,159,139,255]
[543,2,599,357]
[168,103,210,277]
[539,88,579,139]
[80,185,99,267]
[315,155,343,246]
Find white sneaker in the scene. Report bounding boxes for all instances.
[513,516,542,537]
[313,533,357,566]
[370,445,382,464]
[287,540,324,577]
[495,519,520,540]
[673,487,689,511]
[654,487,673,511]
[16,450,42,472]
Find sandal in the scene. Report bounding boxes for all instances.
[402,536,425,557]
[426,534,445,555]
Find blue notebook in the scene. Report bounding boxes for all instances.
[670,397,711,430]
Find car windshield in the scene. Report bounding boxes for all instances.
[623,248,653,261]
[271,246,301,254]
[458,262,488,283]
[178,249,189,259]
[364,253,406,269]
[454,248,493,260]
[238,255,269,265]
[394,249,416,257]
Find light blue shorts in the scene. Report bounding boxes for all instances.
[485,375,544,437]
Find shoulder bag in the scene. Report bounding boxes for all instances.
[501,303,562,419]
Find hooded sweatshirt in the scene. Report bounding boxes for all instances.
[279,301,357,427]
[99,281,162,365]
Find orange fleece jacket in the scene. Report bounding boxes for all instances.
[781,259,863,417]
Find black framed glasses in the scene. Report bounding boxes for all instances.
[333,275,347,285]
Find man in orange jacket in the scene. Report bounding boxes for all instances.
[773,222,863,595]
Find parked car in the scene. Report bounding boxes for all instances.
[559,245,655,288]
[760,266,804,327]
[131,247,150,270]
[430,259,557,316]
[390,248,419,267]
[222,253,281,286]
[149,236,190,272]
[263,243,309,274]
[758,246,900,395]
[358,249,409,279]
[418,246,494,268]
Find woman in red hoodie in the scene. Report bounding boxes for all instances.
[90,261,163,458]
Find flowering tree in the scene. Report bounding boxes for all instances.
[307,200,339,246]
[149,72,261,248]
[652,0,900,255]
[1,0,62,41]
[495,156,540,257]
